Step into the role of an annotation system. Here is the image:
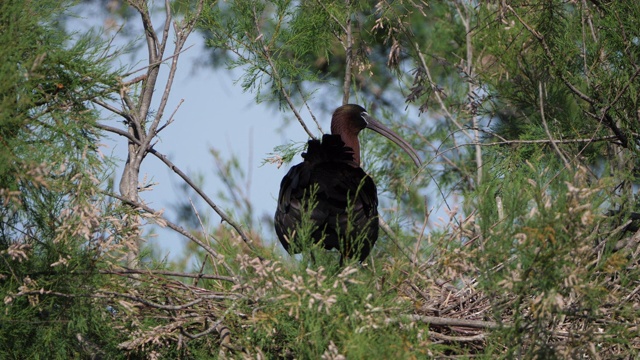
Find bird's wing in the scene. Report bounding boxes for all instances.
[274,136,379,259]
[312,163,378,258]
[274,161,321,253]
[275,160,378,253]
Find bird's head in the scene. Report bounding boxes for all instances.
[330,104,422,167]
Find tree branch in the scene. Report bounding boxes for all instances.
[93,122,255,250]
[506,5,629,148]
[100,268,236,283]
[106,191,240,276]
[251,4,316,139]
[404,314,502,329]
[342,0,353,105]
[539,82,572,169]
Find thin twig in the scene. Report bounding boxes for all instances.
[189,197,224,281]
[297,84,323,134]
[454,1,482,187]
[415,45,473,140]
[121,44,195,78]
[403,314,502,329]
[429,332,485,342]
[251,4,315,138]
[156,99,184,135]
[155,148,254,246]
[539,82,571,169]
[181,320,219,340]
[12,289,205,311]
[342,0,353,105]
[92,98,130,120]
[100,269,236,283]
[106,191,238,276]
[95,124,254,249]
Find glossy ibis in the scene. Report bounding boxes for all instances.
[274,104,421,263]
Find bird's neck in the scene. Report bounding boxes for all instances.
[338,133,361,167]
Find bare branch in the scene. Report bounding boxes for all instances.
[403,314,502,329]
[95,122,137,142]
[95,120,254,250]
[430,332,485,342]
[104,291,205,310]
[297,84,323,134]
[92,98,130,121]
[149,148,255,248]
[414,45,473,141]
[342,0,353,105]
[181,320,219,340]
[122,44,195,79]
[156,99,184,135]
[106,191,238,276]
[144,4,203,151]
[129,0,162,119]
[453,1,482,187]
[539,82,572,169]
[100,268,236,283]
[251,4,316,139]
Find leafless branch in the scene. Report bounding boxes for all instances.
[403,314,502,329]
[156,98,184,134]
[92,98,130,120]
[121,44,195,79]
[106,191,238,277]
[342,0,353,105]
[539,82,572,169]
[506,5,629,148]
[104,291,205,310]
[251,4,316,139]
[297,84,323,134]
[414,45,473,141]
[100,268,236,283]
[181,320,219,339]
[11,289,239,311]
[429,332,485,342]
[188,196,229,283]
[455,2,482,186]
[95,121,253,250]
[148,148,255,248]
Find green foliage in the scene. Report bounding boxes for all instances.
[476,1,640,157]
[455,150,638,357]
[198,0,466,107]
[200,0,334,104]
[231,256,426,359]
[0,0,129,358]
[263,140,307,168]
[191,1,640,357]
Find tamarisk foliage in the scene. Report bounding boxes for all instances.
[2,0,640,358]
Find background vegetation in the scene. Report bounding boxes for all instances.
[1,0,639,358]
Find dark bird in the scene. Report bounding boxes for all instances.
[274,104,421,264]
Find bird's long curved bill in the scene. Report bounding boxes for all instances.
[364,115,422,167]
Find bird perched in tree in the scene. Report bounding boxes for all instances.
[274,104,421,264]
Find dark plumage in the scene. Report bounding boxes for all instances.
[274,104,421,263]
[275,134,379,262]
